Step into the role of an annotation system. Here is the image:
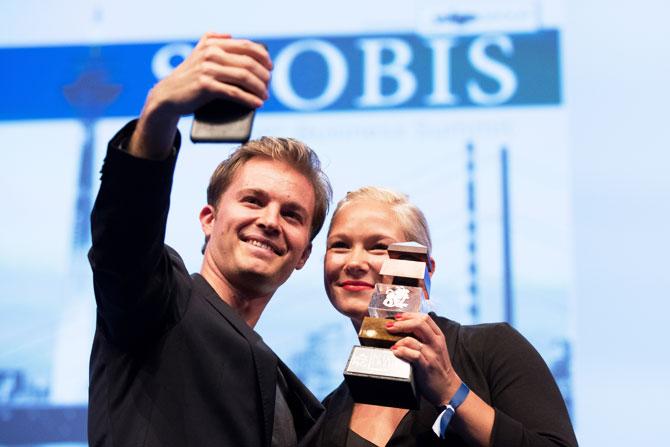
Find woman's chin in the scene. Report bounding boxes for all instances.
[331,297,368,318]
[342,310,368,331]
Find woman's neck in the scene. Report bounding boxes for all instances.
[350,403,409,446]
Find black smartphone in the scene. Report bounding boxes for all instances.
[190,98,256,143]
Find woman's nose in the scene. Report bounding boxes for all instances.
[344,248,369,275]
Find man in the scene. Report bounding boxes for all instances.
[88,33,331,446]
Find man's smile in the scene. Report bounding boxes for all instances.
[242,236,285,256]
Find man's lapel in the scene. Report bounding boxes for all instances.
[192,274,278,447]
[252,337,279,447]
[277,359,325,444]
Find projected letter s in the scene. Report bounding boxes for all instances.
[467,35,518,106]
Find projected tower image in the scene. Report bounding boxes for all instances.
[51,58,121,404]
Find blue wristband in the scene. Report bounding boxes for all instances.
[432,382,470,439]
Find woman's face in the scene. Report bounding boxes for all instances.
[324,199,406,327]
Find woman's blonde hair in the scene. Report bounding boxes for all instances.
[329,186,432,255]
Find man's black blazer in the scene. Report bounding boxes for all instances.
[87,122,323,446]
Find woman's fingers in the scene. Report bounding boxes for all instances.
[391,336,426,363]
[386,312,442,345]
[424,312,444,336]
[387,314,458,406]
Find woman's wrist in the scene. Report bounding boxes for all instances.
[439,369,464,406]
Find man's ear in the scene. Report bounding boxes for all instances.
[199,205,216,237]
[428,256,436,278]
[295,242,312,270]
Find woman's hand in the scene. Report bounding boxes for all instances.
[386,312,462,406]
[387,312,495,446]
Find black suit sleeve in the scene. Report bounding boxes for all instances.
[88,120,190,349]
[481,324,578,447]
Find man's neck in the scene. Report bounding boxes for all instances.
[200,265,273,328]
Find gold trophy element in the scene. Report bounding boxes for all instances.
[343,242,431,409]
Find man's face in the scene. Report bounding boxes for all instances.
[200,157,315,297]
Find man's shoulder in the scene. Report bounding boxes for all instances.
[165,244,189,270]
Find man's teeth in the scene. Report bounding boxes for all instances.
[249,239,274,252]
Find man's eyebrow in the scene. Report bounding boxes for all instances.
[283,201,309,218]
[237,188,268,197]
[237,188,309,217]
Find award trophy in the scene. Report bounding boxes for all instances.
[343,242,431,409]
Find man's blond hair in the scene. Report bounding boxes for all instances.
[206,136,332,241]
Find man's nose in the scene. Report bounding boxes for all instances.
[257,205,280,233]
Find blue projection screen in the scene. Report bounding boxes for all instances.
[0,1,572,443]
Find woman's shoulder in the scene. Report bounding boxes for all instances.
[430,314,538,368]
[431,313,518,344]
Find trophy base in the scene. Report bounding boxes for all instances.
[358,316,403,348]
[343,345,420,409]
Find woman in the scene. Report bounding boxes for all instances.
[317,187,577,446]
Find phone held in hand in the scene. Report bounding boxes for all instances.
[190,99,256,143]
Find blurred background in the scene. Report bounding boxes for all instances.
[1,0,668,445]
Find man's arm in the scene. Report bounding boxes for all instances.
[89,124,184,347]
[89,33,272,346]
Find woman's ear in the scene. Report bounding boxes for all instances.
[428,256,436,278]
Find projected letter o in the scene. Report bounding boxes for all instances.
[152,43,194,80]
[272,39,347,111]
